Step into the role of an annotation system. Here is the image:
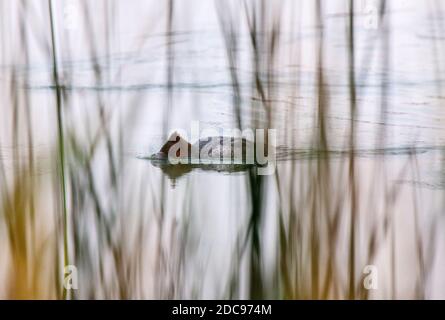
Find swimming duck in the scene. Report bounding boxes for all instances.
[151,131,256,164]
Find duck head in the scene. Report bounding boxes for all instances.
[151,131,192,161]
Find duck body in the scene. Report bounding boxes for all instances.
[192,136,254,163]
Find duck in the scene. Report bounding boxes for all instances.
[151,131,256,164]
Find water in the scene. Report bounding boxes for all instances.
[1,0,445,299]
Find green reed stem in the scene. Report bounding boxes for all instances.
[48,0,69,300]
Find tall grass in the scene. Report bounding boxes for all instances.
[0,0,441,299]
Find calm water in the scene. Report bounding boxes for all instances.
[1,0,445,299]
